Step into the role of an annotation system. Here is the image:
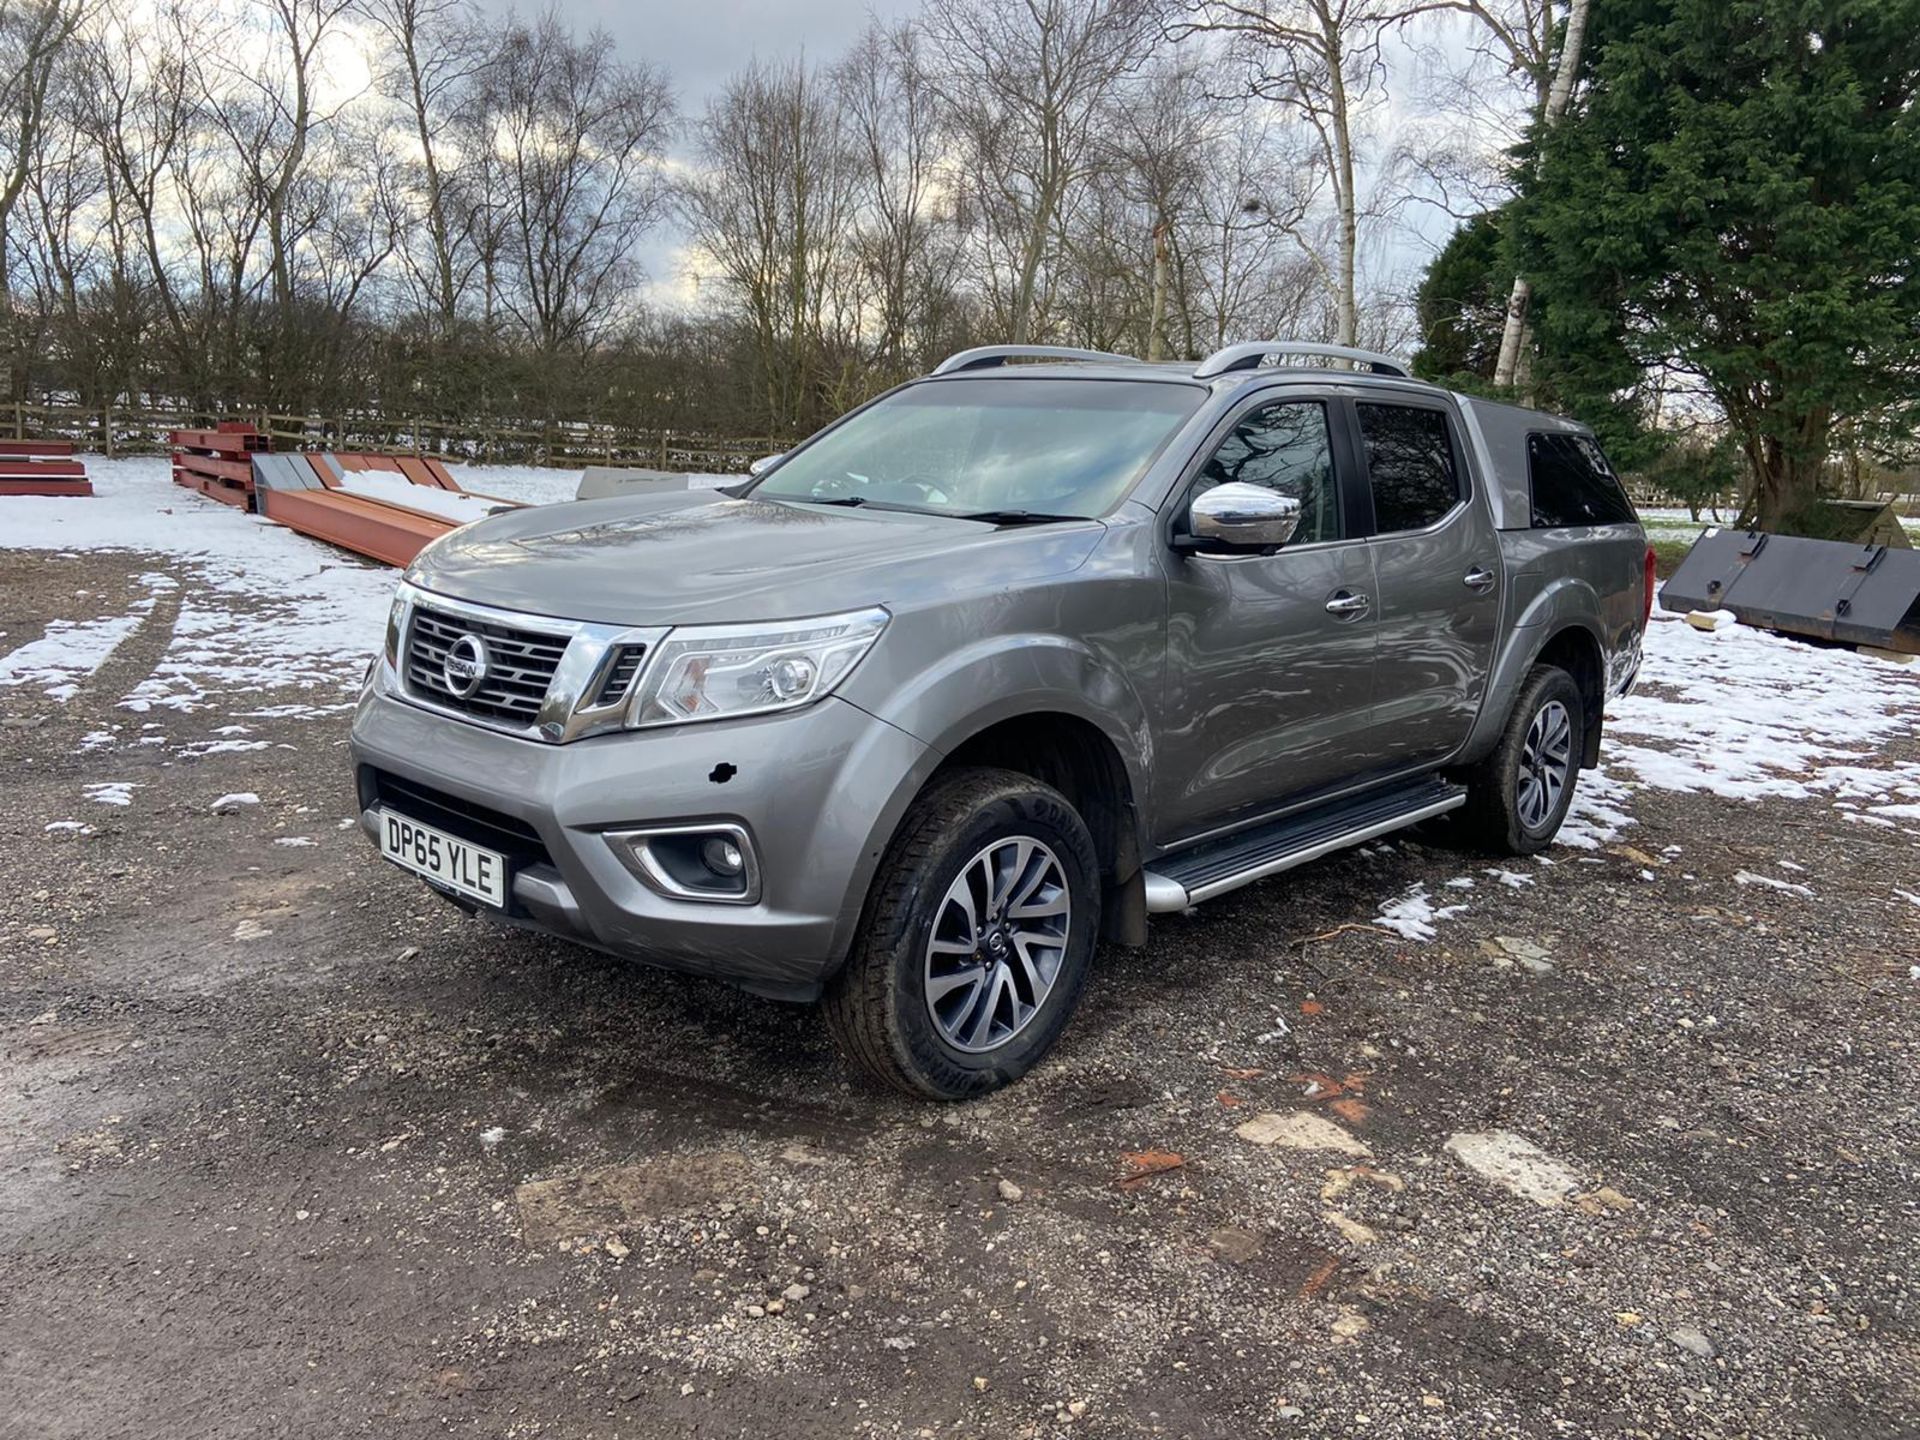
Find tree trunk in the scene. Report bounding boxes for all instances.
[1743,428,1825,532]
[1147,222,1169,360]
[1323,16,1359,349]
[1493,0,1591,389]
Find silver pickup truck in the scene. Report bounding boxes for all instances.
[350,341,1652,1098]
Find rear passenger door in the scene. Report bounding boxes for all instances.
[1355,398,1502,771]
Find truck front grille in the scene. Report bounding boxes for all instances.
[404,605,570,726]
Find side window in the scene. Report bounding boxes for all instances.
[1529,432,1636,527]
[1192,401,1340,544]
[1356,403,1461,534]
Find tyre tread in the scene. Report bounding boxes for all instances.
[823,767,1094,1099]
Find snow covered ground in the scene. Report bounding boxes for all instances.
[334,471,521,523]
[0,455,746,754]
[4,455,1918,946]
[1368,611,1920,940]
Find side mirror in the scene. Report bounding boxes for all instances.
[1187,481,1301,550]
[748,453,784,477]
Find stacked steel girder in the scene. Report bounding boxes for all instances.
[251,450,519,567]
[0,439,92,497]
[170,423,268,508]
[166,424,524,566]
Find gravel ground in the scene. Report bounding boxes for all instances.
[1,540,1916,1440]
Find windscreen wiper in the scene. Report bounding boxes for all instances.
[782,495,922,513]
[953,509,1087,526]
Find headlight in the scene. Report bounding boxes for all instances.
[628,607,888,728]
[384,586,409,668]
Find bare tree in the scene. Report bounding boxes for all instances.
[921,0,1168,345]
[1487,0,1587,387]
[203,0,358,321]
[1186,113,1321,351]
[836,19,957,383]
[1178,0,1415,349]
[18,34,113,405]
[487,15,675,363]
[362,0,488,333]
[1,0,90,396]
[683,58,862,430]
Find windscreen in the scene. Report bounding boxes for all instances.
[750,378,1206,519]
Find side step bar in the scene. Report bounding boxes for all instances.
[1141,777,1467,913]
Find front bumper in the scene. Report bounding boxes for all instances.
[348,687,936,1000]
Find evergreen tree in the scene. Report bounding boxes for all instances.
[1511,0,1920,529]
[1412,214,1505,383]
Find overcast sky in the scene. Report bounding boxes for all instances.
[460,0,1472,316]
[472,0,917,111]
[467,0,922,301]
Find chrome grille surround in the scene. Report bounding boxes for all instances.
[386,582,668,744]
[407,606,569,724]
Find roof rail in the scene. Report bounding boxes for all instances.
[931,345,1143,375]
[1193,341,1411,380]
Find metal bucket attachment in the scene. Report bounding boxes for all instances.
[1660,528,1920,654]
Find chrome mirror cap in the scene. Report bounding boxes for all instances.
[747,453,784,476]
[1189,482,1302,550]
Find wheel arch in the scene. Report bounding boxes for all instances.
[1532,625,1606,768]
[848,706,1150,956]
[1460,579,1611,769]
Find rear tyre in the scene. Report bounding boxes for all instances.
[1458,664,1583,856]
[823,767,1100,1100]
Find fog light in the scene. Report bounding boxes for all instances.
[606,825,759,904]
[701,836,745,876]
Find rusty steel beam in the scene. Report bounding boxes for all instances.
[0,439,76,458]
[172,469,252,508]
[256,485,454,567]
[0,475,93,497]
[395,455,462,490]
[170,427,268,454]
[172,453,254,486]
[0,459,86,478]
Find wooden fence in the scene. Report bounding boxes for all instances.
[12,398,1917,511]
[6,400,798,475]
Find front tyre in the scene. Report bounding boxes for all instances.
[1459,664,1584,855]
[824,767,1100,1100]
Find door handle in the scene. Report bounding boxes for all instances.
[1324,591,1371,617]
[1464,566,1497,592]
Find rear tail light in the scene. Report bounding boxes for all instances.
[1643,545,1658,624]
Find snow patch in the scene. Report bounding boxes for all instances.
[1608,613,1920,804]
[334,471,519,525]
[1374,884,1469,943]
[1735,870,1814,897]
[0,612,145,699]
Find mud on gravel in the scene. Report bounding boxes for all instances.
[2,548,1917,1440]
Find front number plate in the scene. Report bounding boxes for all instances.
[378,810,508,909]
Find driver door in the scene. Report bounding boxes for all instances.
[1156,393,1381,844]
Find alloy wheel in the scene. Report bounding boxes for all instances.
[1516,698,1574,831]
[923,836,1072,1054]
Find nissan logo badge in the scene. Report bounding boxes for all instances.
[443,633,490,698]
